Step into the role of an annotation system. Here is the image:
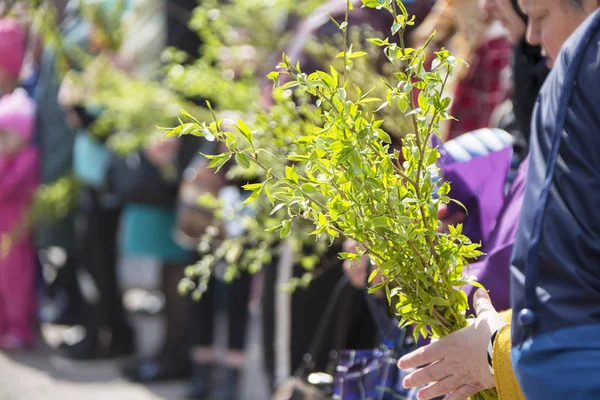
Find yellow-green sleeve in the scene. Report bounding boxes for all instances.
[493,311,525,400]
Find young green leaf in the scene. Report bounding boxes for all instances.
[285,165,299,184]
[280,219,291,238]
[207,153,232,171]
[235,119,254,144]
[368,267,379,283]
[235,152,251,169]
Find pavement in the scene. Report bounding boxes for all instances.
[0,350,162,400]
[1,311,269,400]
[0,256,270,400]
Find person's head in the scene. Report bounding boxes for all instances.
[0,19,27,92]
[519,0,600,66]
[480,0,528,42]
[0,89,35,155]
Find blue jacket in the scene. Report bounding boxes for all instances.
[120,204,192,263]
[511,9,600,344]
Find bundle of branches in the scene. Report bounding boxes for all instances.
[170,1,496,398]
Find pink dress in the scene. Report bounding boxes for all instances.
[0,145,39,345]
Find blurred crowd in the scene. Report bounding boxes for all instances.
[0,0,561,397]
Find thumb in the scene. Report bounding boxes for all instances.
[438,204,449,220]
[343,239,358,252]
[474,289,496,317]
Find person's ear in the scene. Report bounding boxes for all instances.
[580,0,600,14]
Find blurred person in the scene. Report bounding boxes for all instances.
[35,0,89,327]
[55,0,135,359]
[411,0,548,250]
[486,0,550,195]
[66,130,134,359]
[412,0,513,141]
[117,0,209,383]
[115,133,204,382]
[58,0,176,359]
[484,0,549,165]
[432,0,550,304]
[439,0,549,313]
[181,153,253,400]
[116,1,253,392]
[0,18,39,350]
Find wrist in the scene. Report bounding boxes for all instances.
[487,326,502,376]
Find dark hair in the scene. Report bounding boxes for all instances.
[511,0,528,22]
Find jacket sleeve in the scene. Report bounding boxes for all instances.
[493,311,525,400]
[0,148,39,203]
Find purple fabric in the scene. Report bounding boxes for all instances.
[412,158,528,386]
[464,156,529,313]
[415,148,517,347]
[441,146,512,248]
[334,347,417,400]
[414,156,527,347]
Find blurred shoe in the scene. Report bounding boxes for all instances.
[58,324,134,360]
[39,294,82,325]
[186,362,212,399]
[211,366,241,400]
[122,357,191,382]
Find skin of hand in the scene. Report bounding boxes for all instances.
[398,289,508,400]
[438,203,467,234]
[0,131,26,156]
[479,0,526,43]
[57,75,87,129]
[342,239,385,298]
[57,75,85,109]
[342,239,371,289]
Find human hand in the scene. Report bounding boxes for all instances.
[0,131,26,156]
[342,240,385,298]
[57,75,87,128]
[342,240,371,289]
[58,75,85,109]
[438,203,466,233]
[398,289,507,400]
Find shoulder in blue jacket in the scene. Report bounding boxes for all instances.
[511,9,600,345]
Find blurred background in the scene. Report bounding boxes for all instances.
[0,0,535,397]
